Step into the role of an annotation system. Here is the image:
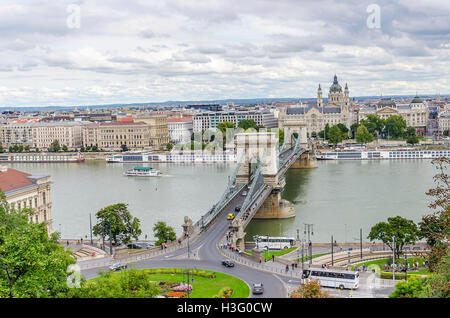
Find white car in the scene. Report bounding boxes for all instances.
[242,191,247,196]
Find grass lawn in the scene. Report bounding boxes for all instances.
[264,247,297,260]
[93,268,250,298]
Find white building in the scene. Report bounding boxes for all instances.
[167,116,193,144]
[193,110,277,133]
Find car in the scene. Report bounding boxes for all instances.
[227,213,235,220]
[139,242,155,249]
[109,263,128,271]
[127,243,143,249]
[222,259,235,267]
[252,283,264,295]
[242,191,248,196]
[234,206,241,212]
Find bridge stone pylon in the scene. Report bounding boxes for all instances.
[235,132,279,186]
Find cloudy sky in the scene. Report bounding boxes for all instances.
[0,0,449,107]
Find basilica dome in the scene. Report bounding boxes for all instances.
[329,75,342,92]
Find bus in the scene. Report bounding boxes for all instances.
[302,268,359,290]
[253,235,295,250]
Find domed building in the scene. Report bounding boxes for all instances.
[359,95,428,136]
[280,75,353,137]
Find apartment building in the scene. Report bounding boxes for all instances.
[193,110,278,132]
[134,114,170,148]
[92,122,150,150]
[0,166,53,233]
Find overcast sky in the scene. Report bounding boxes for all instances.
[0,0,449,107]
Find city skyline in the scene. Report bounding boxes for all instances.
[0,0,449,107]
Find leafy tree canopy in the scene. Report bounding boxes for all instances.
[92,203,142,246]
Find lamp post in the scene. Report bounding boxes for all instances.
[331,235,334,266]
[89,213,93,245]
[304,223,314,265]
[393,236,396,281]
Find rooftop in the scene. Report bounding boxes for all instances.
[0,167,49,194]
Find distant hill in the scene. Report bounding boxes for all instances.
[1,94,447,112]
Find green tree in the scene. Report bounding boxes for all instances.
[49,140,61,152]
[389,276,424,298]
[336,123,349,134]
[327,125,343,146]
[406,136,420,145]
[0,191,75,298]
[24,145,30,152]
[368,216,421,259]
[238,119,259,131]
[385,115,407,138]
[62,144,68,152]
[419,253,450,298]
[8,146,13,153]
[350,123,360,138]
[216,122,236,134]
[405,126,416,137]
[166,143,173,151]
[0,146,4,153]
[92,203,142,246]
[355,124,374,144]
[419,157,450,271]
[290,280,330,298]
[324,123,330,139]
[92,144,99,152]
[360,114,385,136]
[152,221,176,246]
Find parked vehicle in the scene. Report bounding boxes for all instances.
[234,206,241,212]
[252,283,264,294]
[109,263,128,271]
[127,243,143,249]
[242,191,247,196]
[222,259,235,267]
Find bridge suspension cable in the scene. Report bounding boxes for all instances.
[197,150,246,230]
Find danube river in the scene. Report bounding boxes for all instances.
[7,159,437,243]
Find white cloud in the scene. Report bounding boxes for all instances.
[0,0,449,106]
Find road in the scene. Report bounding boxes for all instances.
[81,184,288,298]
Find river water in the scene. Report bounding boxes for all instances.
[7,159,436,243]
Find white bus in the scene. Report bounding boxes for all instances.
[302,268,359,290]
[253,235,295,250]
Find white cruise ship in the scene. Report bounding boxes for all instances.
[317,150,450,160]
[106,151,236,163]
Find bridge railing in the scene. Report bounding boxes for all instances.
[240,184,272,229]
[192,151,246,231]
[237,150,265,215]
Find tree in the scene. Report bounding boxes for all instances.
[290,280,330,298]
[238,119,260,131]
[406,136,420,145]
[336,123,349,134]
[368,216,421,259]
[166,143,173,151]
[324,123,330,139]
[385,115,407,138]
[92,144,99,152]
[0,191,75,298]
[389,276,424,298]
[152,221,176,246]
[360,114,385,137]
[49,140,61,152]
[70,269,161,298]
[92,203,142,246]
[120,144,129,152]
[24,145,30,152]
[419,253,450,298]
[350,123,360,138]
[355,124,374,144]
[419,157,450,271]
[327,125,343,146]
[62,145,68,152]
[0,146,4,153]
[216,122,235,135]
[405,126,416,137]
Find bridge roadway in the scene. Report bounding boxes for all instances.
[79,145,306,298]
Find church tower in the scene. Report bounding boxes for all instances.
[344,83,350,106]
[317,84,323,107]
